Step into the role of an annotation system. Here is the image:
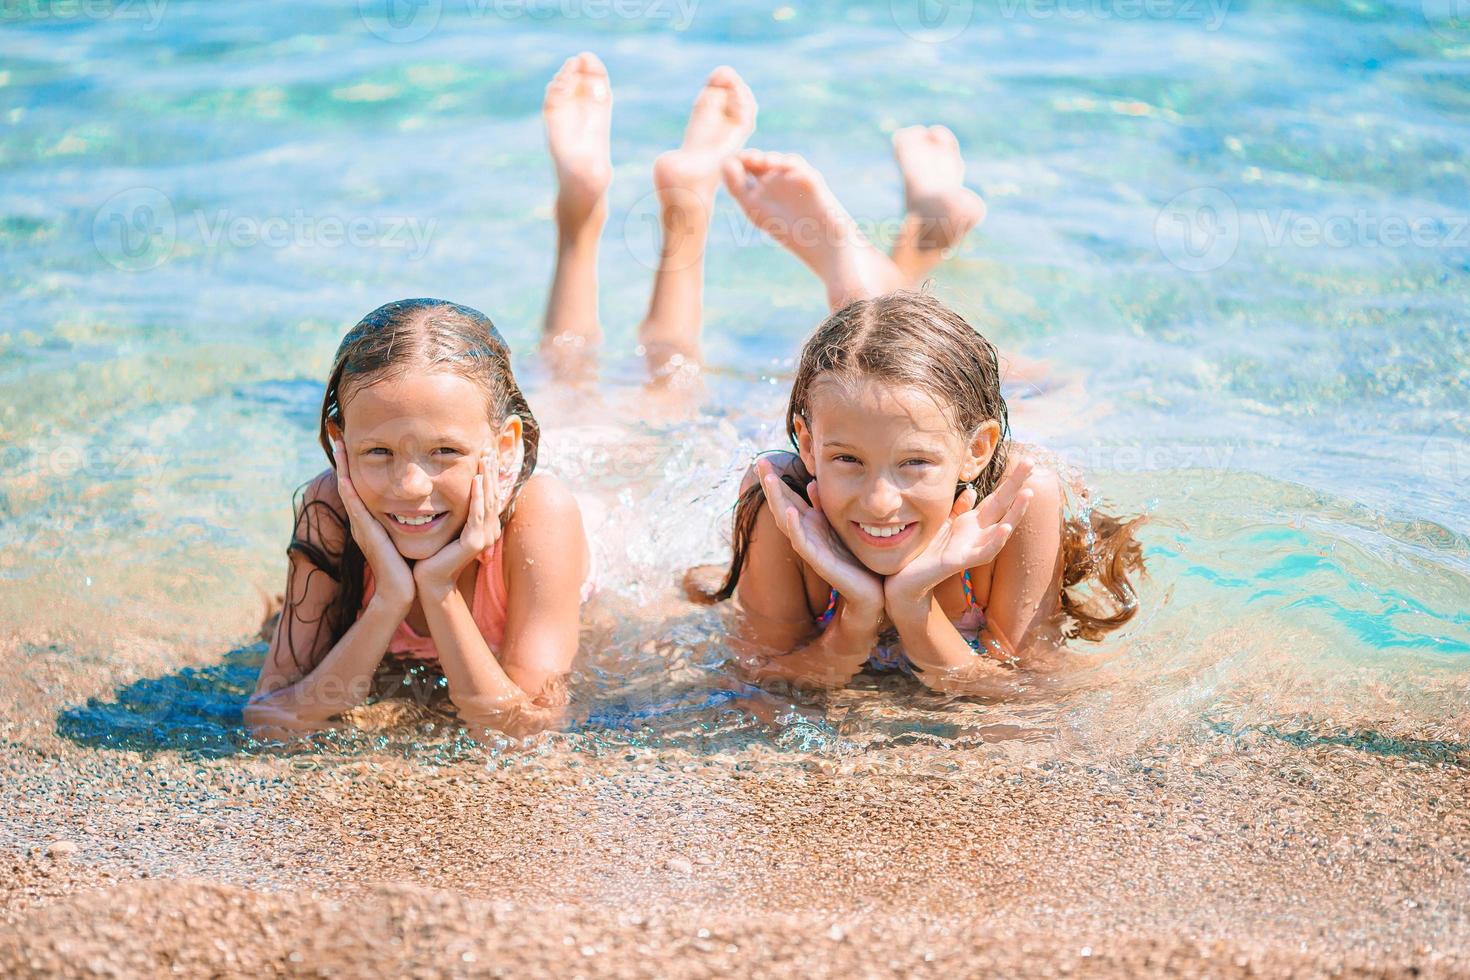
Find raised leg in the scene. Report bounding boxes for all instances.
[638,66,757,385]
[541,52,614,381]
[888,125,987,287]
[722,150,906,311]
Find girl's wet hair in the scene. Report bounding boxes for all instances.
[278,298,541,677]
[714,290,1145,641]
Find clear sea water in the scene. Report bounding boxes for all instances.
[2,0,1467,764]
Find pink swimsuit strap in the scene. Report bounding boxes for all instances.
[361,538,510,662]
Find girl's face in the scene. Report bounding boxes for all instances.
[335,370,521,562]
[795,376,999,577]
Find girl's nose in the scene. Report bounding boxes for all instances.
[393,460,434,497]
[861,475,903,516]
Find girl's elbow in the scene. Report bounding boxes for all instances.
[456,700,565,739]
[243,688,343,737]
[243,698,321,741]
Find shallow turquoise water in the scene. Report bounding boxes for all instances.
[3,0,1467,761]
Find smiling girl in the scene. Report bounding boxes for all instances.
[712,139,1143,694]
[244,299,593,738]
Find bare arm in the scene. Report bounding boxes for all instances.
[245,470,411,736]
[890,466,1065,695]
[419,474,587,737]
[729,461,883,690]
[980,464,1065,664]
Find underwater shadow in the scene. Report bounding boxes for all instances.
[56,643,265,759]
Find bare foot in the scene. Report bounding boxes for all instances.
[651,65,757,211]
[722,150,904,309]
[543,52,613,231]
[890,124,987,285]
[637,67,757,391]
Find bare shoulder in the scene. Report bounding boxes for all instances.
[503,473,587,558]
[1019,460,1065,519]
[1002,455,1065,560]
[509,472,583,525]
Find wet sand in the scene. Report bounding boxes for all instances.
[3,623,1469,978]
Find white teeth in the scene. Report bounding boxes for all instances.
[859,522,910,539]
[392,513,438,526]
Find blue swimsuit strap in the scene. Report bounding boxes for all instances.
[815,568,975,627]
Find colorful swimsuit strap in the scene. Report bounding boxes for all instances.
[815,569,975,628]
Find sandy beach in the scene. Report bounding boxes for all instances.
[3,630,1467,978]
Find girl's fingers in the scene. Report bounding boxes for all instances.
[468,473,484,532]
[333,451,368,522]
[976,459,1033,526]
[784,505,809,553]
[485,451,503,525]
[758,467,803,533]
[332,442,362,504]
[951,486,978,519]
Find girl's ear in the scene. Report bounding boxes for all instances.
[963,419,1003,482]
[495,414,525,497]
[793,415,817,475]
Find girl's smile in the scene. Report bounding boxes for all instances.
[852,520,919,548]
[386,510,451,533]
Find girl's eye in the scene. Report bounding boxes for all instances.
[364,448,390,457]
[903,458,934,467]
[833,454,859,464]
[434,447,462,456]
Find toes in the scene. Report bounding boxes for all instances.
[721,157,752,201]
[736,148,773,174]
[574,52,611,99]
[928,124,959,148]
[545,57,579,97]
[775,152,808,172]
[707,64,739,88]
[575,51,608,78]
[892,124,926,147]
[730,74,758,119]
